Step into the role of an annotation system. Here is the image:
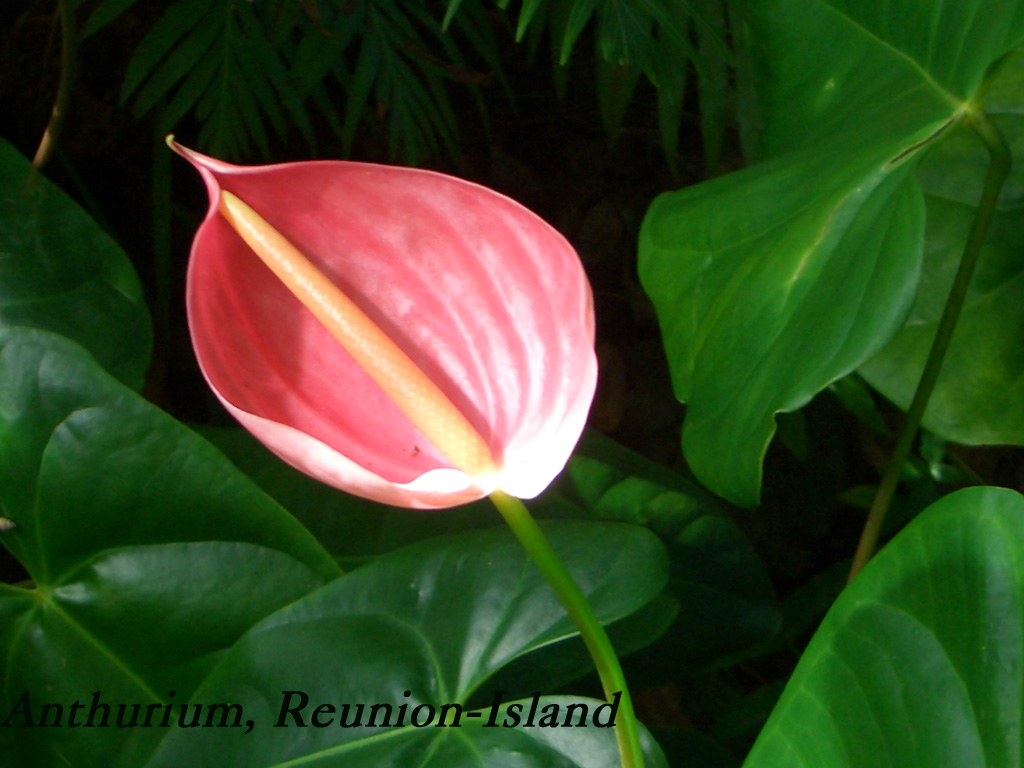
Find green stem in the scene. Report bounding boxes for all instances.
[848,110,1011,581]
[489,490,644,768]
[33,0,77,169]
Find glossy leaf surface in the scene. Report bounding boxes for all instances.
[0,137,151,390]
[743,486,1024,768]
[0,329,339,768]
[639,0,1024,505]
[143,522,670,768]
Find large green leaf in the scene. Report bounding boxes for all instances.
[0,137,151,390]
[639,0,1024,505]
[142,523,670,767]
[742,485,1024,768]
[859,51,1024,444]
[0,329,340,768]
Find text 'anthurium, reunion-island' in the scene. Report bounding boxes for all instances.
[169,138,597,509]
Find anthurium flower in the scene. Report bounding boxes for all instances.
[170,139,597,509]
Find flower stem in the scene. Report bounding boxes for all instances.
[848,110,1011,581]
[489,490,644,768]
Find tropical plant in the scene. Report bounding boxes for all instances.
[3,1,1024,767]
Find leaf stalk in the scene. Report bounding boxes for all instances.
[33,0,77,170]
[848,110,1011,581]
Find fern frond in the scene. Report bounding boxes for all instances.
[121,0,215,101]
[237,2,316,149]
[370,1,460,161]
[130,3,221,117]
[122,0,315,160]
[335,0,498,163]
[442,0,733,175]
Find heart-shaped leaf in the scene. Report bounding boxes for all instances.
[639,1,1024,505]
[742,485,1024,768]
[0,328,339,767]
[0,137,151,390]
[142,522,670,767]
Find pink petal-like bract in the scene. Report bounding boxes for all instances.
[173,140,597,509]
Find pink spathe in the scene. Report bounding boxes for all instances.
[172,140,597,509]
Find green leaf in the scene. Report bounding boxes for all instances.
[442,0,467,31]
[121,0,215,101]
[143,523,670,767]
[80,0,140,39]
[859,51,1024,445]
[650,29,688,179]
[595,58,642,145]
[236,2,316,150]
[728,1,763,162]
[130,3,222,117]
[124,0,313,160]
[156,42,220,132]
[693,0,729,176]
[554,430,780,671]
[828,374,888,433]
[342,25,384,154]
[287,10,361,98]
[743,486,1024,768]
[560,0,598,65]
[0,137,151,390]
[0,329,337,580]
[0,329,340,768]
[639,0,1024,505]
[595,0,651,66]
